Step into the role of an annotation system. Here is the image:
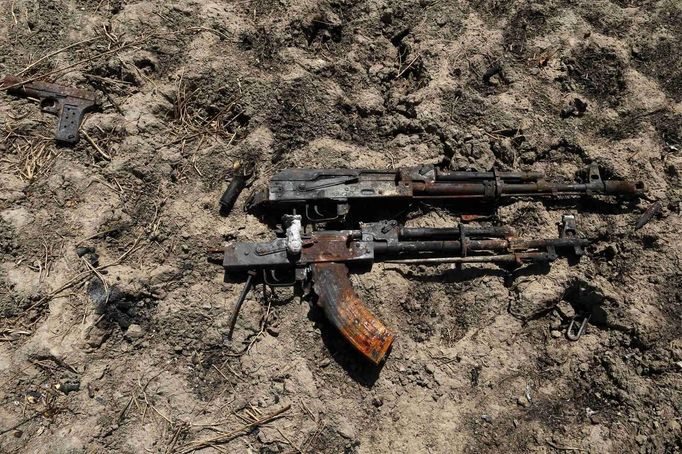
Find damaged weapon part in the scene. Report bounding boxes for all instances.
[218,216,589,364]
[566,313,591,341]
[246,163,644,223]
[219,161,255,217]
[634,201,661,230]
[2,76,99,144]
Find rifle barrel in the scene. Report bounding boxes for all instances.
[385,252,552,264]
[436,170,543,181]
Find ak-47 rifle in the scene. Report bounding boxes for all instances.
[243,163,643,222]
[217,214,589,364]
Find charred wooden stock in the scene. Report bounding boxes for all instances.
[221,215,588,364]
[246,163,644,222]
[2,76,98,144]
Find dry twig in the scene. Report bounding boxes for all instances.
[176,404,291,453]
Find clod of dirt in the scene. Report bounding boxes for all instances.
[503,4,557,56]
[634,36,682,102]
[560,98,588,118]
[562,45,627,106]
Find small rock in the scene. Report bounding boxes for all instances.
[556,300,575,319]
[56,380,80,394]
[579,362,590,372]
[174,345,183,353]
[86,327,110,348]
[589,413,603,425]
[13,430,22,438]
[372,397,383,407]
[517,396,531,408]
[481,414,493,423]
[335,418,356,440]
[318,358,331,368]
[125,324,144,340]
[380,9,392,24]
[551,330,562,338]
[425,364,435,374]
[76,246,95,257]
[635,434,647,445]
[266,325,280,337]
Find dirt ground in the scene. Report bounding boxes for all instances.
[1,0,681,452]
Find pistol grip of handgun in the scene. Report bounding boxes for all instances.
[55,102,88,144]
[311,262,394,364]
[219,171,248,216]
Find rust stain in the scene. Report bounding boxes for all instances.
[311,262,394,364]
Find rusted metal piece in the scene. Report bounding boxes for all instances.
[227,270,256,340]
[566,314,591,341]
[223,235,373,271]
[311,262,394,364]
[220,216,591,364]
[246,163,644,222]
[2,75,98,143]
[634,201,661,230]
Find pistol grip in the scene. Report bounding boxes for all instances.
[219,171,248,216]
[311,262,394,364]
[55,103,87,143]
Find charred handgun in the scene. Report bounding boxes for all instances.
[217,215,589,364]
[2,76,99,144]
[246,163,644,223]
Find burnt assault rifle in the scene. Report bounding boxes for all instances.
[245,163,643,222]
[220,214,589,364]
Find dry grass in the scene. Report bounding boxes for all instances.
[1,126,55,181]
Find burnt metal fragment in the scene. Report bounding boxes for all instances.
[2,75,99,144]
[247,163,644,223]
[634,201,661,230]
[219,216,590,364]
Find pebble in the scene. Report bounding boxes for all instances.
[76,246,95,257]
[589,413,603,425]
[425,364,435,374]
[87,327,109,348]
[372,397,383,407]
[556,300,575,319]
[335,418,357,440]
[318,358,331,368]
[125,324,145,340]
[517,396,531,408]
[551,330,562,338]
[481,414,493,423]
[579,362,590,372]
[635,434,647,445]
[56,380,81,394]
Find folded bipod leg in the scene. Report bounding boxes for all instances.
[227,270,257,340]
